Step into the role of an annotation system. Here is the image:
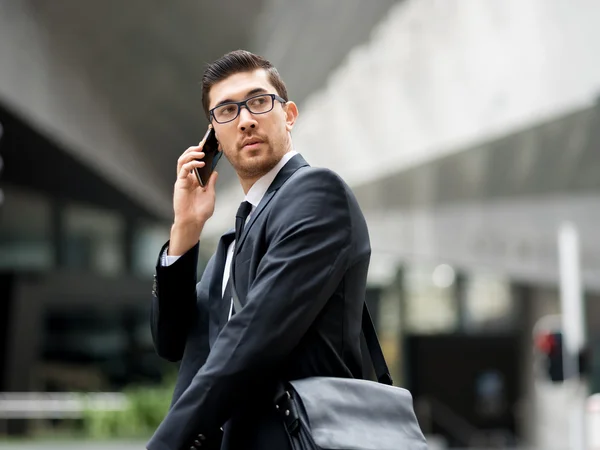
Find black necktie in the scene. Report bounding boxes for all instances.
[222,201,253,318]
[235,201,253,247]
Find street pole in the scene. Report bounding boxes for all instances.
[558,222,586,450]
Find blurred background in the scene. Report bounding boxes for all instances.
[1,0,600,448]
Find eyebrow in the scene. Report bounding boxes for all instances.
[214,87,269,108]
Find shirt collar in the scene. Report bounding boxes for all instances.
[244,150,298,208]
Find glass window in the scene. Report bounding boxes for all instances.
[62,204,125,275]
[404,263,459,334]
[464,273,515,333]
[0,186,53,269]
[41,307,167,391]
[132,221,211,278]
[132,222,170,277]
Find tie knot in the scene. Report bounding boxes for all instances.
[236,201,253,221]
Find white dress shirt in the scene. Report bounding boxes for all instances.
[161,150,298,319]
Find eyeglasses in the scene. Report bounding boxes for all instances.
[210,93,287,124]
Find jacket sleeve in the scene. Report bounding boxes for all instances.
[147,169,354,450]
[150,241,200,362]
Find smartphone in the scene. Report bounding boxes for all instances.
[194,126,222,187]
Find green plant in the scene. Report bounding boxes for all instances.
[82,373,176,440]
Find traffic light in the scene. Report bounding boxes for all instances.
[534,330,564,382]
[534,326,590,383]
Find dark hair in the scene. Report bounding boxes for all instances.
[201,50,289,118]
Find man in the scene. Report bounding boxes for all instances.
[147,50,371,450]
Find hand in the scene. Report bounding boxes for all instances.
[169,135,219,255]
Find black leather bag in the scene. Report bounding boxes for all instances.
[272,305,428,450]
[231,274,428,450]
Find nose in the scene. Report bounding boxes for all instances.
[238,106,258,132]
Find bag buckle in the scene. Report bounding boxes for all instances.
[274,388,300,435]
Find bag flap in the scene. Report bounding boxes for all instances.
[289,377,428,450]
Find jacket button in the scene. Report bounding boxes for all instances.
[198,434,206,440]
[194,440,202,446]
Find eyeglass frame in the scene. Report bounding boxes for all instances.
[209,93,287,124]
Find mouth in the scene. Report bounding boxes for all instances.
[241,138,264,151]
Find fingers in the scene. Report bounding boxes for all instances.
[182,141,206,157]
[178,160,205,180]
[175,129,213,180]
[177,151,205,174]
[176,127,211,170]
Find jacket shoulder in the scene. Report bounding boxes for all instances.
[280,165,349,194]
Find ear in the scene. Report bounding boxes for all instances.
[283,101,299,132]
[212,125,222,151]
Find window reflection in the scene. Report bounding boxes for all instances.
[41,307,166,391]
[464,274,515,333]
[132,222,170,277]
[62,204,124,275]
[404,264,459,334]
[0,187,52,269]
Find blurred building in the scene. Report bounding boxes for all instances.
[1,0,600,447]
[270,2,600,448]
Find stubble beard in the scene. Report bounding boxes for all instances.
[233,139,285,180]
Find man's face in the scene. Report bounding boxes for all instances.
[208,69,298,181]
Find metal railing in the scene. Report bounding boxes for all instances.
[0,392,128,419]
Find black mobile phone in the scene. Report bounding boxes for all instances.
[194,126,222,187]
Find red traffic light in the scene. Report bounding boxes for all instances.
[535,332,559,355]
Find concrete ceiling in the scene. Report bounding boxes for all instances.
[354,101,600,211]
[0,0,398,221]
[30,0,268,203]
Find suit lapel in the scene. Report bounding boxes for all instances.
[235,154,309,254]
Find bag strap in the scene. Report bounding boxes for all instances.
[361,303,393,385]
[230,265,393,386]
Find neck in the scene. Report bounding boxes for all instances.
[240,175,260,195]
[238,139,293,194]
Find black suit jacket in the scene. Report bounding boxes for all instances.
[147,154,371,450]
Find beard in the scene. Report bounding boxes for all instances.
[235,154,279,179]
[227,136,286,180]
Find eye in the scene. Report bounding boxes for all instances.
[249,96,267,107]
[220,105,236,115]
